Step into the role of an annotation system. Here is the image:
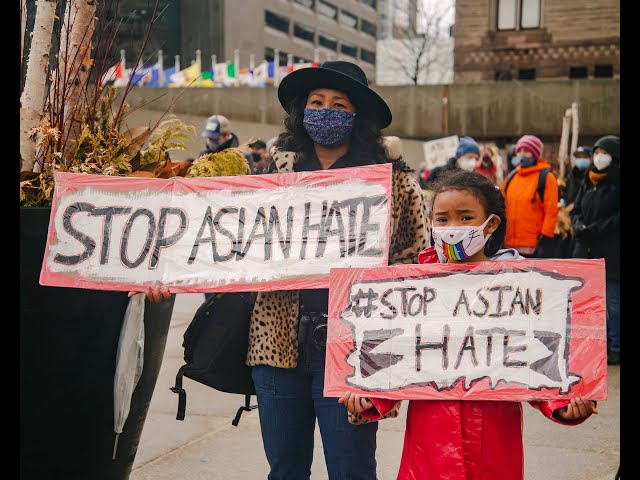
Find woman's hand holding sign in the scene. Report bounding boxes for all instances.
[128,286,172,303]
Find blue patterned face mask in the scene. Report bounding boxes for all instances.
[303,108,355,147]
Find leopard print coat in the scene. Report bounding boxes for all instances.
[246,148,430,371]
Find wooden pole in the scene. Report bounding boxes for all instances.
[558,107,572,183]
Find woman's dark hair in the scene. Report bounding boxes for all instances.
[274,94,412,173]
[428,169,507,257]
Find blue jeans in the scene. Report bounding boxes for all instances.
[606,280,620,354]
[251,343,378,480]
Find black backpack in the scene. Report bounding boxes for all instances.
[170,292,258,426]
[504,167,550,202]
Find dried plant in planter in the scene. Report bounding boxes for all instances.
[187,148,253,178]
[19,85,199,205]
[20,0,196,207]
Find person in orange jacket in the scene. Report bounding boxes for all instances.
[339,169,598,480]
[502,134,558,257]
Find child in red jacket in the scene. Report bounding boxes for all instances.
[340,169,598,480]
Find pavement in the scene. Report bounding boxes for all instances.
[130,293,620,480]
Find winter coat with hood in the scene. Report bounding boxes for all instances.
[502,158,559,250]
[350,246,589,480]
[570,162,620,282]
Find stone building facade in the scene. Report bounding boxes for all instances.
[454,0,620,83]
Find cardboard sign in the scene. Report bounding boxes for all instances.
[324,259,607,401]
[40,164,392,293]
[422,135,459,169]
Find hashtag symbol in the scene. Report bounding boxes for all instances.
[351,288,379,318]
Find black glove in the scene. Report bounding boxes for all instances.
[572,220,593,240]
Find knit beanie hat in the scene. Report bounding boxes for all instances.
[593,135,620,163]
[515,135,543,160]
[455,136,480,159]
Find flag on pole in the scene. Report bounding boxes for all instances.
[162,66,176,86]
[212,62,238,87]
[99,61,123,87]
[253,61,269,86]
[142,62,164,87]
[238,67,254,86]
[200,69,216,87]
[169,62,200,87]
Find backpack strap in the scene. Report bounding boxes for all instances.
[170,365,189,421]
[504,168,518,193]
[504,168,550,203]
[536,168,550,202]
[231,394,259,427]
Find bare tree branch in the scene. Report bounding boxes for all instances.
[383,0,453,85]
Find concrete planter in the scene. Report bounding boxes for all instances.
[20,206,175,480]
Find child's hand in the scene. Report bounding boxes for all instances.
[128,286,172,303]
[556,397,599,421]
[338,392,374,414]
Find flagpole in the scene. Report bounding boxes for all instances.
[211,54,217,86]
[274,48,280,87]
[248,54,255,86]
[234,48,240,87]
[314,48,319,64]
[196,49,202,86]
[158,49,165,86]
[120,49,126,71]
[287,53,293,72]
[175,54,180,73]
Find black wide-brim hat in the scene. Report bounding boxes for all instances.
[277,61,393,129]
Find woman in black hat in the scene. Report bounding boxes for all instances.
[245,61,430,479]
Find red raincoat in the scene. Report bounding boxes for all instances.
[361,247,588,480]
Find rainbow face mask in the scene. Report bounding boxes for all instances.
[431,214,496,263]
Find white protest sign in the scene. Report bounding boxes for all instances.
[40,165,392,292]
[324,260,608,401]
[422,135,459,169]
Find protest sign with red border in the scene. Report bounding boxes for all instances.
[324,259,607,401]
[40,164,392,293]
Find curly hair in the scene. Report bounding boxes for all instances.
[274,95,412,173]
[428,169,507,257]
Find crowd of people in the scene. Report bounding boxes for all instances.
[140,59,617,479]
[416,131,620,366]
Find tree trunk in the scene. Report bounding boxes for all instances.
[20,0,27,62]
[20,0,57,173]
[54,0,97,164]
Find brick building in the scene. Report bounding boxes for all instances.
[453,0,620,83]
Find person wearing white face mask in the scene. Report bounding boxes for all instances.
[454,136,481,172]
[570,135,620,365]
